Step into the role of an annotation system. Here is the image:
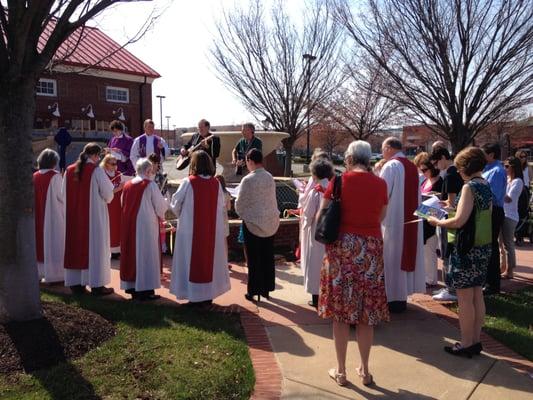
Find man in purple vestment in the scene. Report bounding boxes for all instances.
[107,120,135,176]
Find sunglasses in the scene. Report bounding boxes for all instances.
[519,155,527,159]
[420,168,429,173]
[504,164,510,168]
[107,162,117,166]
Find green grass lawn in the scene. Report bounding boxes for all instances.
[451,287,533,361]
[0,292,254,400]
[483,287,533,361]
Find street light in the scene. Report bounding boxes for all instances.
[303,53,316,164]
[156,95,166,132]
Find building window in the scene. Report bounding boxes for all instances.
[36,79,57,97]
[106,86,129,103]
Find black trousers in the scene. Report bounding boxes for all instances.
[243,223,275,296]
[486,206,504,291]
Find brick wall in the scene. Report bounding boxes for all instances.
[35,72,153,136]
[227,218,299,260]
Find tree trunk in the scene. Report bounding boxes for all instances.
[449,125,474,155]
[283,144,293,177]
[0,80,42,322]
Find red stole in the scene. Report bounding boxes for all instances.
[392,156,419,272]
[33,170,57,263]
[106,172,122,248]
[120,179,150,282]
[64,163,97,269]
[189,175,218,283]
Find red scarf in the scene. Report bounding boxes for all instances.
[33,170,57,263]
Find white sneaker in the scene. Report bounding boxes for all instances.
[432,288,457,301]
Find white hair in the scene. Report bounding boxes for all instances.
[135,158,153,176]
[345,140,372,167]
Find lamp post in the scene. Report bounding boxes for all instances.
[303,53,316,164]
[156,95,165,132]
[165,116,171,133]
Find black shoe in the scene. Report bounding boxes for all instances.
[91,286,114,296]
[111,253,121,260]
[444,344,473,358]
[139,294,161,301]
[70,285,88,295]
[483,287,500,296]
[467,342,483,355]
[388,301,407,313]
[261,292,270,300]
[244,293,260,302]
[308,295,318,308]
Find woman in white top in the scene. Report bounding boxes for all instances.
[500,156,524,279]
[300,158,334,307]
[514,150,530,246]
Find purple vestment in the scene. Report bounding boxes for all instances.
[108,134,135,176]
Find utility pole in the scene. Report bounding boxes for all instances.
[303,53,316,164]
[156,95,165,133]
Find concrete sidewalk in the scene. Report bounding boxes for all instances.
[61,246,533,399]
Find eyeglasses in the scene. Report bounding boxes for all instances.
[107,162,117,166]
[519,155,527,159]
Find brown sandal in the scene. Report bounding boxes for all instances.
[328,368,347,386]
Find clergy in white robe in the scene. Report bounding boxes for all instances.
[169,150,230,303]
[300,158,333,307]
[34,149,65,283]
[380,138,425,312]
[120,158,168,300]
[63,143,115,295]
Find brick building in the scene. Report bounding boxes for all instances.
[402,121,533,156]
[34,24,160,137]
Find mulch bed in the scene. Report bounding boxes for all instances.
[0,301,115,374]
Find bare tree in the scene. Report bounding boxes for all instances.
[316,57,401,140]
[335,0,533,154]
[211,0,344,176]
[311,123,349,157]
[0,0,157,322]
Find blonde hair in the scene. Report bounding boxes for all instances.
[413,152,429,168]
[100,154,117,169]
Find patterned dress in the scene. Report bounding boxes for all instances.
[318,233,390,325]
[447,179,492,289]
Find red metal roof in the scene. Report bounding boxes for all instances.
[39,22,160,78]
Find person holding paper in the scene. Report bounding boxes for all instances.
[428,147,492,357]
[380,137,425,313]
[420,160,443,286]
[107,120,134,176]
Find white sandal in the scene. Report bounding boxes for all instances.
[328,368,347,386]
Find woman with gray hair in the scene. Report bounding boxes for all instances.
[318,140,389,387]
[300,158,334,307]
[120,158,168,301]
[34,148,65,283]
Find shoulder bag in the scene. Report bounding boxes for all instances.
[315,175,342,244]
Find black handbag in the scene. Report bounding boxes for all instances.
[315,175,342,244]
[456,201,476,256]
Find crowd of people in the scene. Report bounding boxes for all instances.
[35,119,531,387]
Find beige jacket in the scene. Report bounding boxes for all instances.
[235,168,280,237]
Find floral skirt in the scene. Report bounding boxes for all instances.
[318,233,390,325]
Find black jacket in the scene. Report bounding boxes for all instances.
[184,133,221,164]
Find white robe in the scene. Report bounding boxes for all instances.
[121,177,169,291]
[37,170,65,283]
[64,162,114,287]
[380,153,426,302]
[169,176,230,302]
[130,134,169,168]
[300,178,328,295]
